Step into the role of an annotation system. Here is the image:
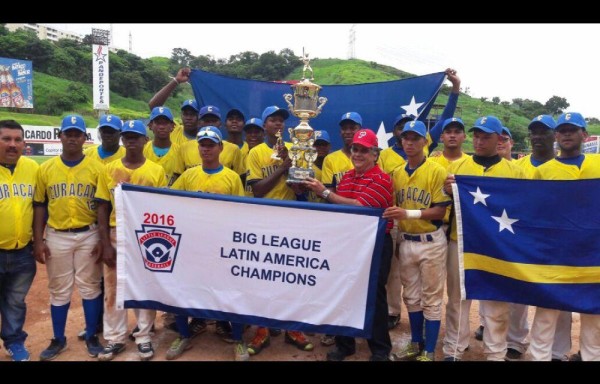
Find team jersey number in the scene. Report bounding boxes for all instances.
[143,213,175,226]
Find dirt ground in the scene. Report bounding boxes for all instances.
[8,266,581,362]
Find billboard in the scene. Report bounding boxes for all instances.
[23,125,100,156]
[583,135,600,154]
[0,57,33,108]
[92,44,109,110]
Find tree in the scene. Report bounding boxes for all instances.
[480,97,488,103]
[501,101,510,108]
[492,97,500,105]
[170,48,192,67]
[544,96,569,116]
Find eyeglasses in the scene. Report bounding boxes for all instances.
[197,130,221,140]
[350,145,372,154]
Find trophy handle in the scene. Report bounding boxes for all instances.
[284,93,294,112]
[314,96,328,117]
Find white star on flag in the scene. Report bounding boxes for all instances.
[492,209,519,234]
[469,187,490,206]
[376,121,393,150]
[401,96,424,117]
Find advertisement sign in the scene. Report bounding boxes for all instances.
[92,44,109,110]
[583,135,600,154]
[0,57,33,109]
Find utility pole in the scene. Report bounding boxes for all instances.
[348,25,356,59]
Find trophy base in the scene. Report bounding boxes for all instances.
[287,167,315,184]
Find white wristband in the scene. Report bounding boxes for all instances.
[406,210,422,219]
[171,77,180,85]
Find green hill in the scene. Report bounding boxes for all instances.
[5,56,599,153]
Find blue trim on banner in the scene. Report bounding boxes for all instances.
[120,183,384,217]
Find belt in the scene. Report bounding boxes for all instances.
[54,225,93,233]
[402,233,433,242]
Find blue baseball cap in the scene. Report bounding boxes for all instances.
[442,117,465,131]
[199,105,221,120]
[393,114,414,128]
[121,120,147,136]
[150,106,174,122]
[314,130,331,143]
[501,126,512,139]
[226,108,245,120]
[181,99,199,112]
[556,112,587,130]
[61,114,86,133]
[197,126,223,143]
[339,112,362,126]
[528,115,556,131]
[243,118,264,131]
[401,120,427,138]
[262,106,289,122]
[469,116,503,135]
[98,114,123,131]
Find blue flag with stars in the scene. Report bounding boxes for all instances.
[189,69,446,151]
[453,175,600,314]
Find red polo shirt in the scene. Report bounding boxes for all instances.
[336,164,393,232]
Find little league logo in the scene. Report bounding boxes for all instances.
[135,225,182,272]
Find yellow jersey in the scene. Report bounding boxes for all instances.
[533,154,600,180]
[95,159,167,227]
[321,149,353,189]
[429,152,471,224]
[392,159,450,234]
[172,165,244,197]
[246,142,295,201]
[0,157,39,249]
[170,123,197,147]
[83,145,126,165]
[143,141,185,187]
[180,139,245,175]
[34,156,105,230]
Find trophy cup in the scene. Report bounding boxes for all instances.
[283,52,328,183]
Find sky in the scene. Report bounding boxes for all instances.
[48,23,600,119]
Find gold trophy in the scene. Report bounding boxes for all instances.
[283,52,328,183]
[270,129,285,160]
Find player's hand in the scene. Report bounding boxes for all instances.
[92,241,104,264]
[444,174,456,195]
[444,68,461,92]
[303,177,324,194]
[175,67,191,84]
[34,240,51,264]
[383,206,408,220]
[103,244,117,268]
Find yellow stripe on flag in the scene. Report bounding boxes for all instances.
[464,253,600,284]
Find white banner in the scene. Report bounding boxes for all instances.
[92,44,109,110]
[115,184,387,337]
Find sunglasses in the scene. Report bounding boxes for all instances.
[197,130,221,140]
[350,145,372,154]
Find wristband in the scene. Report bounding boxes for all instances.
[406,210,422,219]
[171,77,180,85]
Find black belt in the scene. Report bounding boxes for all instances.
[54,225,92,233]
[402,234,433,242]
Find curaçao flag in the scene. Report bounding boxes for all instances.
[189,69,446,150]
[453,175,600,314]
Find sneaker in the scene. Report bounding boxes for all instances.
[39,338,67,361]
[166,337,192,360]
[234,342,250,361]
[569,351,582,361]
[505,348,523,361]
[247,327,270,355]
[85,335,104,358]
[284,331,314,351]
[391,341,424,361]
[474,325,484,341]
[416,351,435,362]
[388,314,400,330]
[216,321,235,343]
[326,347,355,361]
[6,343,30,361]
[137,342,154,361]
[320,334,336,346]
[189,318,208,339]
[128,324,156,342]
[98,342,126,361]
